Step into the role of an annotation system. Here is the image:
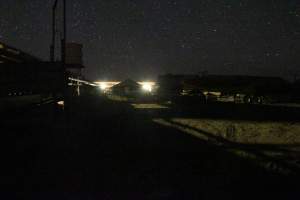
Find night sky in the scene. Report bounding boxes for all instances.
[0,0,299,81]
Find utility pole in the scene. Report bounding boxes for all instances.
[50,0,69,111]
[61,0,71,116]
[50,0,66,63]
[62,0,66,65]
[50,0,58,62]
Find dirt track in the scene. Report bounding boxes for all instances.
[5,96,300,199]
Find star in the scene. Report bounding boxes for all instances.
[0,0,298,80]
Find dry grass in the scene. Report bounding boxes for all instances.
[153,117,300,174]
[169,118,300,145]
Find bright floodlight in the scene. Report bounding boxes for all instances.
[141,82,152,92]
[99,82,108,90]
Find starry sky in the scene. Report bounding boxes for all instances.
[0,0,299,81]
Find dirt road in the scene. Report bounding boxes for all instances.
[5,96,300,199]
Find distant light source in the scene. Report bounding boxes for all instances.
[99,82,108,91]
[141,82,153,92]
[57,101,64,106]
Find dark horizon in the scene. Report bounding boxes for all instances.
[0,0,299,81]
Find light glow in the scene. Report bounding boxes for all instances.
[142,83,152,92]
[140,82,155,92]
[99,82,108,90]
[94,81,156,93]
[57,101,64,106]
[94,81,120,90]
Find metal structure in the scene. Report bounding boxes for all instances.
[0,0,90,109]
[0,42,40,63]
[50,0,66,63]
[50,0,58,62]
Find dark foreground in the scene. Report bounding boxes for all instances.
[3,96,300,199]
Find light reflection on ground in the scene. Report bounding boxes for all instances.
[131,103,169,109]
